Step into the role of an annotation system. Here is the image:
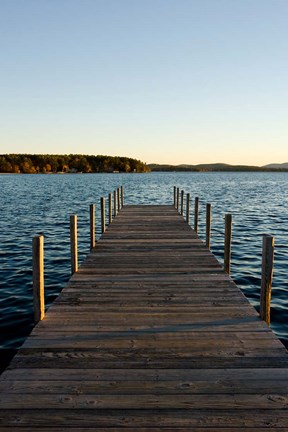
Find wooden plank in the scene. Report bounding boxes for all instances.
[0,429,286,432]
[1,409,288,428]
[21,333,283,350]
[2,393,288,409]
[2,378,288,395]
[2,367,288,381]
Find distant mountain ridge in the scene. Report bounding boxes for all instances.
[263,162,288,169]
[148,162,288,172]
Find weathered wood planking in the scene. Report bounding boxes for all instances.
[0,205,287,431]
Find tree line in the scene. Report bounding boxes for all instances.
[0,154,150,174]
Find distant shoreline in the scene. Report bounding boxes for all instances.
[148,162,288,172]
[1,169,288,175]
[1,155,288,174]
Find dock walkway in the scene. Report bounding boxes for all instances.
[1,205,288,430]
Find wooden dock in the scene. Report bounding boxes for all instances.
[1,205,288,430]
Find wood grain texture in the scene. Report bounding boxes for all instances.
[0,204,287,430]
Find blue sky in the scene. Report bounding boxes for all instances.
[0,0,287,165]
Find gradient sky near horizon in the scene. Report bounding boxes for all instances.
[0,0,287,166]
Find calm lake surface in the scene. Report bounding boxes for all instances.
[1,172,288,370]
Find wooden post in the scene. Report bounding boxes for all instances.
[108,193,112,224]
[32,235,45,323]
[101,197,106,233]
[90,204,96,250]
[181,190,184,216]
[224,214,232,274]
[186,193,190,224]
[114,190,117,217]
[173,186,176,207]
[70,215,78,274]
[176,188,180,211]
[194,197,199,233]
[206,203,211,249]
[117,187,121,212]
[121,185,124,207]
[260,235,274,325]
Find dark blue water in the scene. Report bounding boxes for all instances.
[1,172,287,370]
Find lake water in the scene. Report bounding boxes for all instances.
[1,172,288,371]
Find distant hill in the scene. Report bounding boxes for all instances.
[263,162,288,169]
[148,163,288,172]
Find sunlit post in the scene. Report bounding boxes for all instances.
[260,235,274,325]
[224,214,232,274]
[101,197,106,233]
[90,204,96,249]
[121,185,124,207]
[173,186,176,207]
[108,193,112,224]
[206,203,211,249]
[114,190,117,217]
[33,235,45,323]
[194,197,199,233]
[186,193,190,224]
[70,215,78,274]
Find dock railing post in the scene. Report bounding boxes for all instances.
[260,235,274,325]
[101,197,106,234]
[224,214,232,274]
[117,187,121,212]
[32,235,45,323]
[194,197,199,233]
[206,203,211,249]
[186,193,190,224]
[121,185,124,207]
[90,204,96,250]
[181,190,184,216]
[108,193,113,224]
[176,188,180,211]
[114,190,117,217]
[70,215,78,274]
[173,186,176,207]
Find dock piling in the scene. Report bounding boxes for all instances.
[90,204,96,250]
[70,215,78,274]
[206,203,211,249]
[173,186,176,207]
[108,193,112,224]
[260,234,274,325]
[121,185,124,207]
[194,197,199,233]
[101,197,106,234]
[186,193,190,224]
[32,235,45,323]
[114,190,117,217]
[117,188,120,212]
[180,190,184,215]
[224,214,232,274]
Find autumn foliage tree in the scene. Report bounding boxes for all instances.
[0,154,150,174]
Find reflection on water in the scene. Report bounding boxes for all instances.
[0,172,287,370]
